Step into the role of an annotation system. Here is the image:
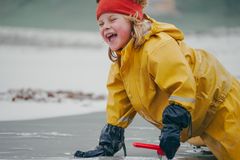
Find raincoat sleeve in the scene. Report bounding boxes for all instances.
[148,38,196,112]
[106,63,137,128]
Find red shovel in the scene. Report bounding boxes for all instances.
[132,142,165,156]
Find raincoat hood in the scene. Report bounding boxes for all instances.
[143,15,184,42]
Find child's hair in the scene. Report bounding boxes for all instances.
[98,0,149,62]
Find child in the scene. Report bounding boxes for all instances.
[74,0,240,159]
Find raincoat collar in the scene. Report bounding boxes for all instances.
[143,15,184,42]
[116,15,184,72]
[118,15,184,55]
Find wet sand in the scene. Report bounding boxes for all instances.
[0,112,216,160]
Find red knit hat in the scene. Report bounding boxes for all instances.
[96,0,143,20]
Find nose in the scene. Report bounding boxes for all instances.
[102,22,111,30]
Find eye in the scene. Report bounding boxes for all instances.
[110,17,117,22]
[98,22,104,27]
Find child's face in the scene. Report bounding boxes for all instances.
[98,13,132,51]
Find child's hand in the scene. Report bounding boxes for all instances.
[159,124,180,159]
[74,146,105,158]
[74,124,125,158]
[159,104,191,159]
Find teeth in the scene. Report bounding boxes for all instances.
[106,33,113,38]
[105,32,116,42]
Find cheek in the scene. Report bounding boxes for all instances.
[99,29,106,41]
[118,26,132,42]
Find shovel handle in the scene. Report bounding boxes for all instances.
[132,142,165,156]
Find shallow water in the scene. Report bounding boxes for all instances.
[0,113,216,160]
[14,156,215,160]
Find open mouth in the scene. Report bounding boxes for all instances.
[106,33,117,42]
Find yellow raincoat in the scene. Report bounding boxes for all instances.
[105,16,240,159]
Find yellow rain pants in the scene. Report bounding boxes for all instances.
[201,78,240,160]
